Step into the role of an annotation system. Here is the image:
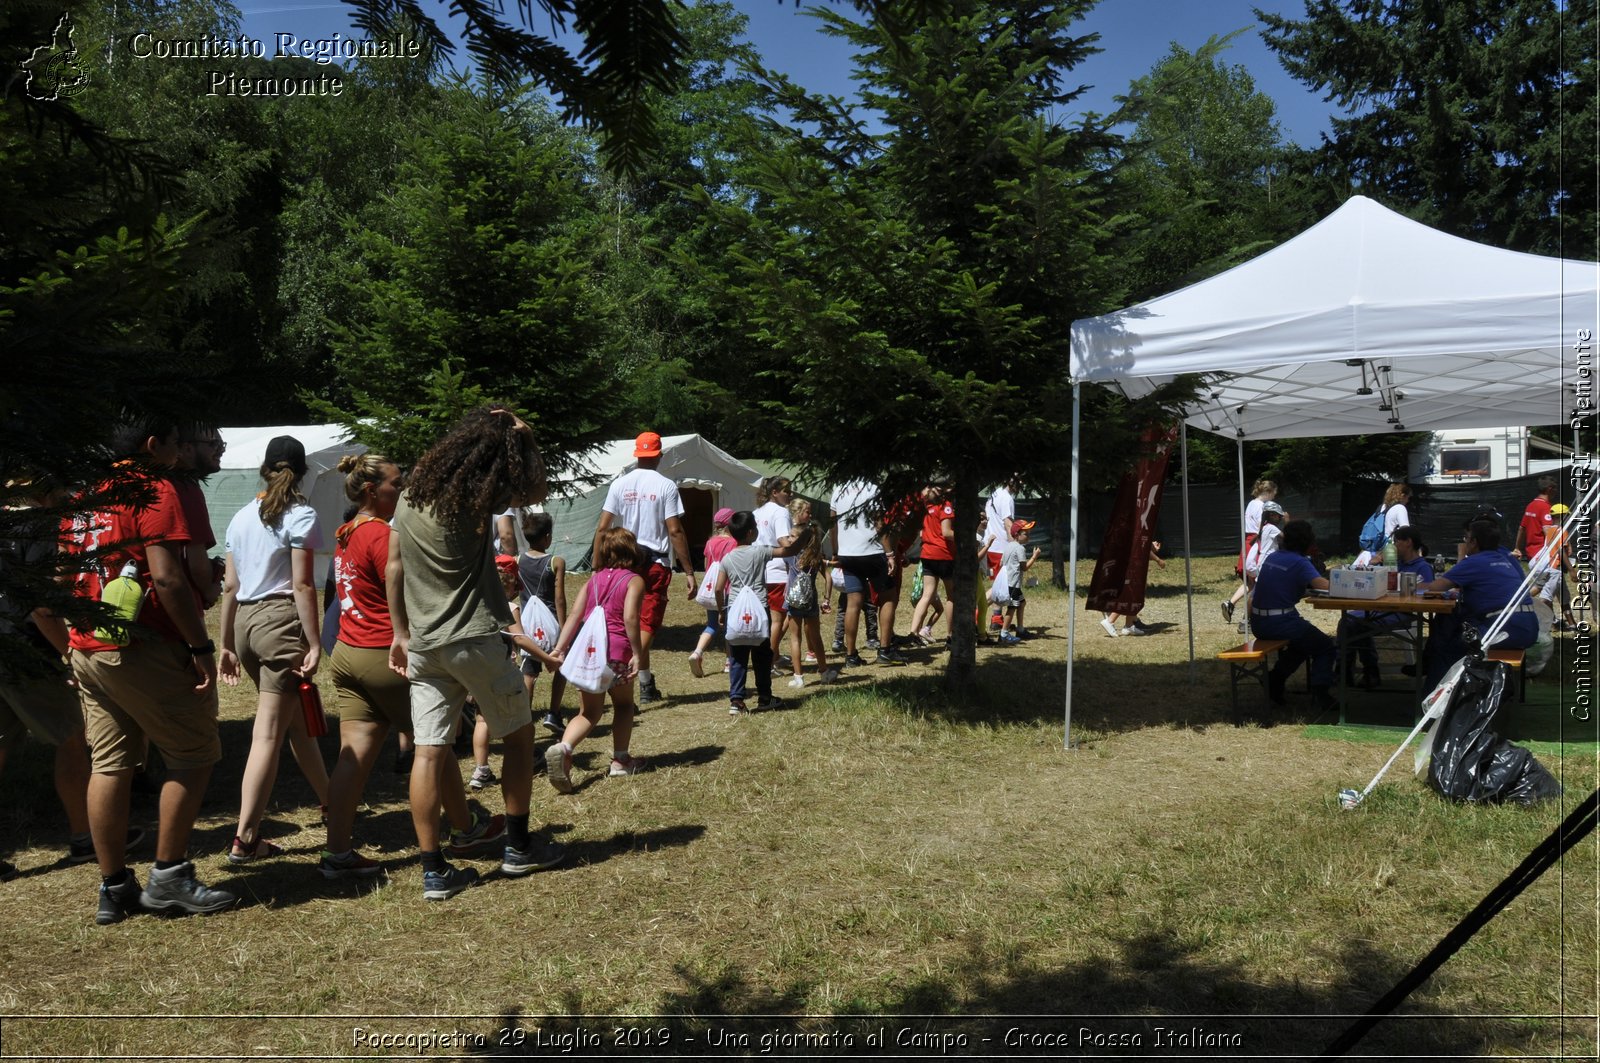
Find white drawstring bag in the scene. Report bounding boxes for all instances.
[694,561,722,610]
[724,584,770,646]
[987,565,1011,604]
[830,565,845,589]
[521,594,560,654]
[558,606,615,693]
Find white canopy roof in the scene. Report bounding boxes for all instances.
[1070,196,1598,440]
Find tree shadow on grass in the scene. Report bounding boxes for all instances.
[512,928,1529,1059]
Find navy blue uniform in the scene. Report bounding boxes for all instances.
[1250,551,1335,696]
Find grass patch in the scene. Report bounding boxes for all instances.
[0,557,1593,1058]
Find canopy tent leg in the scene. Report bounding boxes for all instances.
[1064,383,1081,750]
[1182,420,1195,677]
[1237,434,1251,640]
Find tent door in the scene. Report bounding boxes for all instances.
[680,486,716,570]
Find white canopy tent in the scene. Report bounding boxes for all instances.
[201,425,362,558]
[537,434,763,568]
[1063,195,1599,745]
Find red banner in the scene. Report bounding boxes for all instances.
[1087,424,1177,615]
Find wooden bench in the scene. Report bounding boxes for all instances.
[1487,648,1527,703]
[1218,639,1290,723]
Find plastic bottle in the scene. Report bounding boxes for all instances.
[94,562,145,645]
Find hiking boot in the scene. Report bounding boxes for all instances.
[67,826,147,866]
[501,840,566,876]
[844,653,866,668]
[608,753,647,777]
[445,809,506,858]
[545,742,574,793]
[319,849,382,880]
[96,871,142,925]
[1266,670,1288,707]
[469,765,497,791]
[140,862,237,916]
[637,675,661,704]
[539,712,565,735]
[421,863,479,901]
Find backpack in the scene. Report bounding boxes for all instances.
[987,563,1012,604]
[520,594,560,654]
[725,584,770,646]
[1358,504,1388,554]
[557,605,615,693]
[694,561,722,611]
[785,567,816,613]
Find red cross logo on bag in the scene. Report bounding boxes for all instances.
[533,627,546,641]
[740,611,754,624]
[585,645,596,657]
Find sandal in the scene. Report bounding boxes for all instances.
[228,835,285,864]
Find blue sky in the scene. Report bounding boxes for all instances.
[236,1,1338,145]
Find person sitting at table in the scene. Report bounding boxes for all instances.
[1418,518,1538,689]
[1250,519,1335,713]
[1336,526,1435,690]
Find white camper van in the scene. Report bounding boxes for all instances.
[1409,426,1570,485]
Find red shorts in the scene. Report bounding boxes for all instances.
[640,563,671,633]
[1235,532,1260,576]
[986,551,1003,578]
[765,583,787,613]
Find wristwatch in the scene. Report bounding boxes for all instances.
[186,639,217,657]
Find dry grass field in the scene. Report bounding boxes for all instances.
[0,556,1594,1059]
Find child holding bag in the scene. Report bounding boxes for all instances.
[689,507,738,678]
[718,511,814,714]
[782,498,837,687]
[544,528,645,792]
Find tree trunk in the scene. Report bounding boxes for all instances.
[943,473,982,694]
[1048,491,1067,589]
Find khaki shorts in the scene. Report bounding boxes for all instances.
[407,634,530,746]
[330,641,412,733]
[0,658,84,747]
[72,643,221,773]
[238,596,307,695]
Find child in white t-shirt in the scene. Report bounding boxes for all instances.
[998,521,1041,644]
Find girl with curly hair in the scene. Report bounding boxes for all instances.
[387,407,564,901]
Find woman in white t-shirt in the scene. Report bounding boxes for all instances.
[218,435,330,863]
[1353,483,1412,567]
[753,477,795,662]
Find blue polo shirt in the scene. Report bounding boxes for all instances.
[1253,551,1321,612]
[1445,547,1531,620]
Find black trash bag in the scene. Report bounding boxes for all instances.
[1427,656,1563,805]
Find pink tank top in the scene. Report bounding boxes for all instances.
[584,568,634,661]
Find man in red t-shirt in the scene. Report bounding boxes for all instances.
[1512,476,1558,566]
[908,485,955,641]
[65,417,235,925]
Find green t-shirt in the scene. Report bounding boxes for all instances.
[393,496,509,651]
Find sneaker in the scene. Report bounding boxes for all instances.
[787,675,805,688]
[319,849,382,880]
[469,765,497,791]
[775,654,791,669]
[446,809,507,858]
[756,695,783,712]
[637,675,661,704]
[608,754,647,777]
[422,863,479,901]
[540,712,564,735]
[501,840,566,876]
[96,871,143,925]
[140,862,237,916]
[545,742,574,793]
[1220,600,1235,623]
[844,653,866,668]
[688,652,705,678]
[729,699,747,716]
[998,633,1021,646]
[1125,622,1153,637]
[918,626,933,641]
[866,638,880,650]
[67,826,147,866]
[820,667,841,684]
[876,648,907,665]
[803,651,818,664]
[1100,617,1118,638]
[830,640,844,654]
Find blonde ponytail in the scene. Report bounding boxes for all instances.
[259,464,306,526]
